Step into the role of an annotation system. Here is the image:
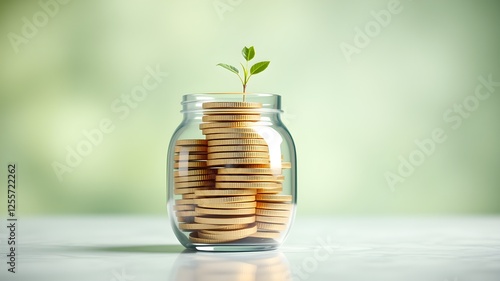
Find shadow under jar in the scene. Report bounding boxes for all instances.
[167,93,297,252]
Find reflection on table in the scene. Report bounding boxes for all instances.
[170,250,292,281]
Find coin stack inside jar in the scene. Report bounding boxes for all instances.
[172,101,292,243]
[173,139,213,224]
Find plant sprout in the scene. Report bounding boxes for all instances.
[217,46,270,101]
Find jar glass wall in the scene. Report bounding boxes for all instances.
[167,93,296,251]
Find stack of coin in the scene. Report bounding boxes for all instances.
[173,139,214,224]
[180,102,263,242]
[253,193,293,238]
[172,102,293,243]
[217,168,292,239]
[202,101,270,168]
[188,185,258,243]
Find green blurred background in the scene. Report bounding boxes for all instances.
[1,0,499,215]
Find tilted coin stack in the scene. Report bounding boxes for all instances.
[172,101,293,244]
[173,139,214,224]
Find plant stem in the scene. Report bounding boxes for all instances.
[242,84,246,101]
[243,61,249,101]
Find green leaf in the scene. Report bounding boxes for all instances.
[250,61,270,75]
[217,63,239,74]
[242,46,255,61]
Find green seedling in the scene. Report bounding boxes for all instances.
[217,46,270,101]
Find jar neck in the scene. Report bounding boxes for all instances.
[181,93,283,114]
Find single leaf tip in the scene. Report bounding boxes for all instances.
[242,46,256,61]
[250,61,270,75]
[217,63,239,74]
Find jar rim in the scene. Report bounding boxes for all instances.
[182,92,279,98]
[181,93,283,114]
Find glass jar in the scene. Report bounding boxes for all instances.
[167,93,297,251]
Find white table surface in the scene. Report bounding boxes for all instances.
[0,216,499,281]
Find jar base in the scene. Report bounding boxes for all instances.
[185,238,280,252]
[192,245,278,252]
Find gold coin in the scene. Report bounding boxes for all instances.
[255,208,290,217]
[241,164,272,168]
[196,201,257,209]
[256,188,283,194]
[173,204,195,211]
[174,188,193,195]
[249,231,281,239]
[174,174,216,183]
[199,122,258,130]
[174,187,211,195]
[199,223,255,235]
[177,216,194,223]
[189,231,236,243]
[202,102,262,109]
[208,158,270,167]
[182,193,197,199]
[174,146,207,153]
[208,139,267,146]
[194,195,255,205]
[216,182,281,189]
[195,215,255,225]
[175,151,208,156]
[194,189,256,197]
[281,162,292,169]
[202,127,258,135]
[256,215,289,224]
[256,194,292,202]
[179,223,248,230]
[207,145,269,153]
[174,154,207,161]
[175,210,197,217]
[202,115,261,122]
[174,169,214,177]
[175,199,194,205]
[206,133,264,140]
[216,175,284,182]
[174,180,215,188]
[176,139,208,146]
[208,152,270,160]
[203,109,261,115]
[195,207,256,216]
[256,202,292,211]
[198,224,257,240]
[174,161,207,169]
[217,168,280,175]
[256,222,287,231]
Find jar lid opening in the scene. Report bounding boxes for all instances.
[180,93,283,114]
